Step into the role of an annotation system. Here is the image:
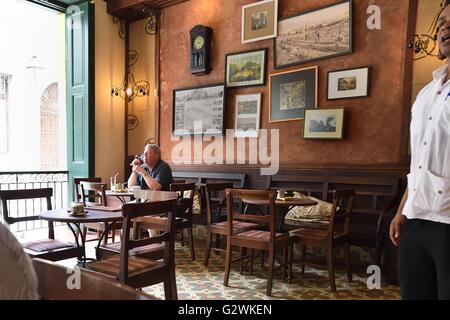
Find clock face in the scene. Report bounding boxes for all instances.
[194,35,205,50]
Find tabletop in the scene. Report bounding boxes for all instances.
[39,207,123,223]
[242,197,318,207]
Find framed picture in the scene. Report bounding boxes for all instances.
[327,67,369,99]
[303,108,345,140]
[172,83,226,136]
[225,48,267,88]
[242,0,278,44]
[269,66,318,122]
[274,0,352,69]
[234,93,261,138]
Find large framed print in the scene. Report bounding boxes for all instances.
[242,0,278,44]
[225,48,267,88]
[269,66,317,123]
[172,84,226,136]
[303,108,345,140]
[327,67,369,99]
[274,0,352,69]
[234,93,261,138]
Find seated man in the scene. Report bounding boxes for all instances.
[128,144,173,191]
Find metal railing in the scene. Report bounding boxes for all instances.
[0,171,69,232]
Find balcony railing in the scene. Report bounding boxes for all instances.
[0,171,69,232]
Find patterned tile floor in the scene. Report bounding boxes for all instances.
[143,244,401,300]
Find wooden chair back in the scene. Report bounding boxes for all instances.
[0,188,53,236]
[33,258,157,300]
[119,199,177,284]
[73,177,102,202]
[80,182,108,207]
[225,188,277,240]
[170,182,196,220]
[205,182,233,226]
[328,189,355,238]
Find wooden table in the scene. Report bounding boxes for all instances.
[40,207,123,265]
[242,198,318,232]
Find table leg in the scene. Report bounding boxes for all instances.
[67,222,86,266]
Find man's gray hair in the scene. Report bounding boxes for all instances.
[144,144,161,158]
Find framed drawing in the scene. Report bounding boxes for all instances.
[303,108,345,140]
[172,83,226,136]
[327,67,369,99]
[225,48,267,88]
[234,93,261,138]
[269,66,318,122]
[274,0,352,69]
[242,0,278,44]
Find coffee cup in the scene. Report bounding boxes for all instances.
[70,202,85,215]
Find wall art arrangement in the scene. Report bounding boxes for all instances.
[241,0,278,44]
[172,84,226,136]
[234,93,261,138]
[177,0,369,140]
[269,66,318,122]
[303,108,345,139]
[274,0,352,69]
[225,48,267,88]
[327,67,369,100]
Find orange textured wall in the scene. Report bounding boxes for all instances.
[158,0,414,167]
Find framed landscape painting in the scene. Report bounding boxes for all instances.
[275,0,352,69]
[269,66,318,122]
[225,48,267,88]
[234,93,261,138]
[242,0,278,43]
[303,108,345,139]
[327,67,369,99]
[172,84,226,136]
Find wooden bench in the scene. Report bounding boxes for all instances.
[172,171,246,224]
[266,172,402,268]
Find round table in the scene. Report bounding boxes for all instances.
[40,208,123,265]
[105,190,135,204]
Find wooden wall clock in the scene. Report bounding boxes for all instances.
[189,25,213,75]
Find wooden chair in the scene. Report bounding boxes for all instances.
[223,189,291,296]
[0,188,80,261]
[134,183,196,261]
[87,199,178,300]
[204,182,259,267]
[73,177,102,202]
[79,181,121,245]
[32,258,157,300]
[288,189,355,292]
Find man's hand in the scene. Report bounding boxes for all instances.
[389,213,405,246]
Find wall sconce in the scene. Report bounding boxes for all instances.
[408,0,446,61]
[111,50,150,101]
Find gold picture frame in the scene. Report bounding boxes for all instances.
[241,0,278,44]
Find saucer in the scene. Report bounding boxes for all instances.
[67,209,87,216]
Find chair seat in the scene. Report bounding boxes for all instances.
[23,239,74,253]
[209,221,260,234]
[102,242,164,256]
[290,228,346,241]
[89,255,160,277]
[233,229,287,241]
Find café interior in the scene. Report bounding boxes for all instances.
[0,0,444,300]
